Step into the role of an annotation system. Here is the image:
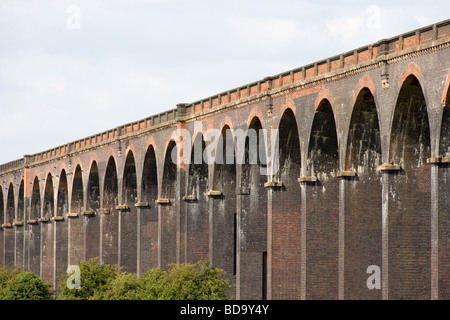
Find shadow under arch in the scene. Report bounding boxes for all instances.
[387,74,431,299]
[344,87,382,300]
[305,98,339,300]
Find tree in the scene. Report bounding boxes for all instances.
[0,271,53,300]
[58,257,119,300]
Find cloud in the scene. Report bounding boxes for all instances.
[227,15,300,54]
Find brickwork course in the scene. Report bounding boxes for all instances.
[1,19,450,300]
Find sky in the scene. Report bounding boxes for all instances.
[0,0,448,164]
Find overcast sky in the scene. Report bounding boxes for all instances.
[0,0,448,164]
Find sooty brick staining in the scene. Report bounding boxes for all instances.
[1,19,450,300]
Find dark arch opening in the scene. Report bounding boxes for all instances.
[4,182,15,266]
[86,161,100,261]
[57,170,69,216]
[43,173,54,219]
[102,156,119,266]
[120,151,138,273]
[141,145,158,272]
[211,125,236,290]
[160,140,177,269]
[6,182,14,225]
[344,88,382,300]
[240,117,268,300]
[18,180,24,222]
[29,177,41,274]
[388,74,431,299]
[307,99,338,177]
[71,165,83,214]
[185,133,208,264]
[271,108,302,299]
[345,88,381,172]
[305,99,339,300]
[30,176,41,220]
[42,172,54,282]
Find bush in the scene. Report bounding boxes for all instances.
[152,260,231,300]
[58,258,231,300]
[0,271,53,300]
[58,257,120,300]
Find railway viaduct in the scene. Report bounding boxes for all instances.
[1,19,450,300]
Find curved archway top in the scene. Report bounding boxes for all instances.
[398,62,423,90]
[353,75,376,106]
[314,88,334,111]
[247,108,265,129]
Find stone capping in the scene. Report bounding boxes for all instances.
[13,221,23,226]
[377,163,401,172]
[337,170,357,178]
[298,176,317,184]
[1,223,12,228]
[116,204,129,211]
[206,190,223,196]
[38,217,50,223]
[82,210,95,216]
[264,181,283,188]
[135,201,150,207]
[51,216,64,221]
[156,198,170,204]
[182,195,197,202]
[26,219,38,224]
[67,212,79,218]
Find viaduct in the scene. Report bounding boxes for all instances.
[1,19,450,300]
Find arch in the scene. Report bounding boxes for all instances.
[71,165,83,214]
[28,176,41,275]
[4,182,15,266]
[184,132,209,264]
[6,182,14,224]
[160,139,178,269]
[140,144,159,272]
[307,98,339,177]
[30,176,41,220]
[345,87,381,172]
[305,97,339,299]
[388,73,431,299]
[85,160,100,261]
[120,150,138,273]
[43,173,54,219]
[271,107,302,299]
[57,169,69,216]
[239,115,268,299]
[210,124,236,290]
[41,172,54,282]
[17,179,24,222]
[102,156,119,266]
[344,87,382,299]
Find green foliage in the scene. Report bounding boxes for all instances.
[59,258,231,300]
[58,257,120,300]
[0,258,232,300]
[153,260,232,300]
[0,271,53,300]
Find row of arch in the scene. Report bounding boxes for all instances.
[0,72,449,299]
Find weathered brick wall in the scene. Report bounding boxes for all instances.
[0,20,449,299]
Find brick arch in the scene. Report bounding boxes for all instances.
[247,107,265,129]
[315,88,334,111]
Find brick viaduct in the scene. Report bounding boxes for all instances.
[1,19,450,300]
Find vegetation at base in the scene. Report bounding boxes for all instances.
[0,259,232,300]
